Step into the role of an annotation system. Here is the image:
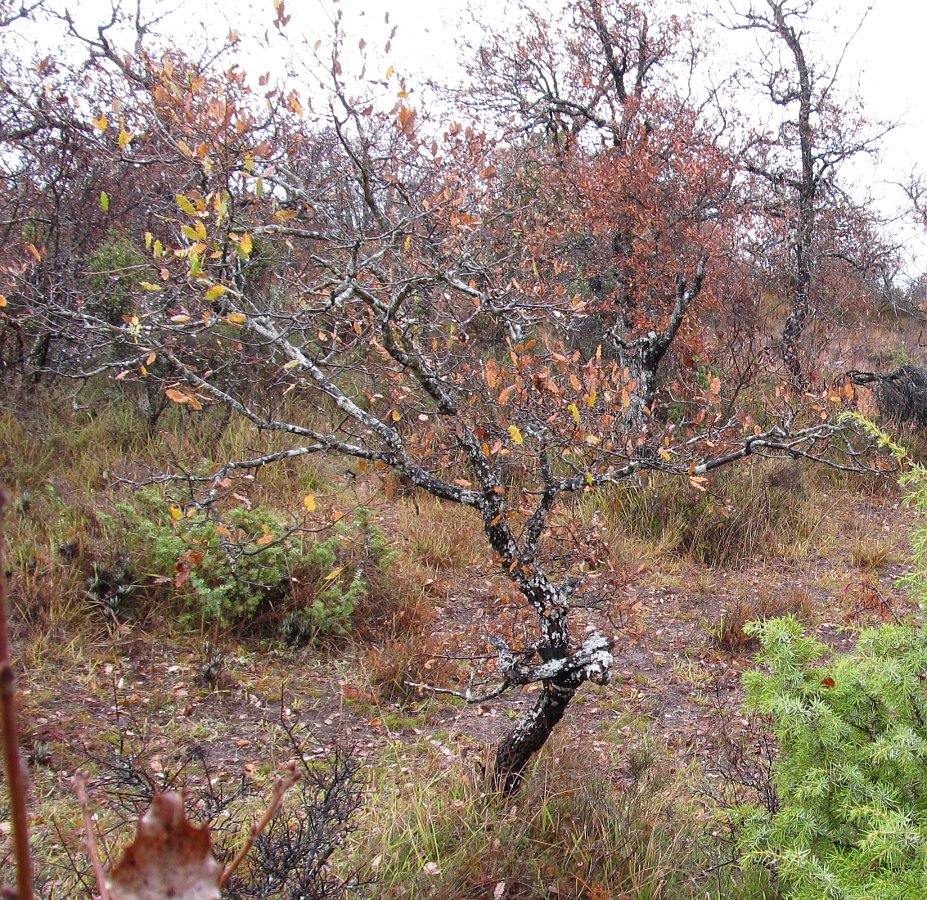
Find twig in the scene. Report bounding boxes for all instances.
[403,679,512,704]
[0,486,34,900]
[219,760,301,887]
[72,771,111,900]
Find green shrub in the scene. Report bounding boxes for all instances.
[86,231,150,324]
[734,617,927,898]
[112,491,369,636]
[733,425,927,898]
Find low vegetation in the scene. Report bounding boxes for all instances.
[3,0,927,896]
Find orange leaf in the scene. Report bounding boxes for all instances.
[498,384,517,405]
[484,358,500,390]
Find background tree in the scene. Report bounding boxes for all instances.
[0,1,872,792]
[460,0,753,432]
[725,0,891,384]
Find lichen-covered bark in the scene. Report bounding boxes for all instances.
[493,680,576,794]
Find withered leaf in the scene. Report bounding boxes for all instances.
[108,792,221,900]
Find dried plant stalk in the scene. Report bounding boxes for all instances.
[219,760,301,887]
[0,487,34,899]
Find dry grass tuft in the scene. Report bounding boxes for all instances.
[397,499,485,570]
[850,539,894,572]
[590,461,835,569]
[710,588,814,653]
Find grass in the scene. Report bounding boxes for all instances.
[344,735,775,899]
[709,588,814,653]
[397,498,486,570]
[850,538,895,571]
[585,460,837,570]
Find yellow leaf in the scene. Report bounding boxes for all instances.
[568,402,580,424]
[508,425,524,445]
[324,565,345,582]
[239,233,253,256]
[91,114,108,131]
[139,281,162,292]
[275,208,298,219]
[100,191,110,212]
[145,231,153,249]
[118,125,134,149]
[224,312,247,326]
[204,284,227,302]
[385,65,395,79]
[303,494,317,513]
[176,194,197,215]
[587,390,597,409]
[168,504,183,520]
[283,359,300,370]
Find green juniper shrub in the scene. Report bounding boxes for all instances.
[111,490,370,638]
[86,231,150,325]
[734,617,927,899]
[732,419,927,898]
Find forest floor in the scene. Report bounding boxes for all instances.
[1,378,924,896]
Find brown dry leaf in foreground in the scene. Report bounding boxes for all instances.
[107,792,221,900]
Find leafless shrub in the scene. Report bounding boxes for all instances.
[37,694,365,898]
[848,365,927,430]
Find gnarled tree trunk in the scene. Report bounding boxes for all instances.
[493,680,576,794]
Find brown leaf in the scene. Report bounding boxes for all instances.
[108,792,221,900]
